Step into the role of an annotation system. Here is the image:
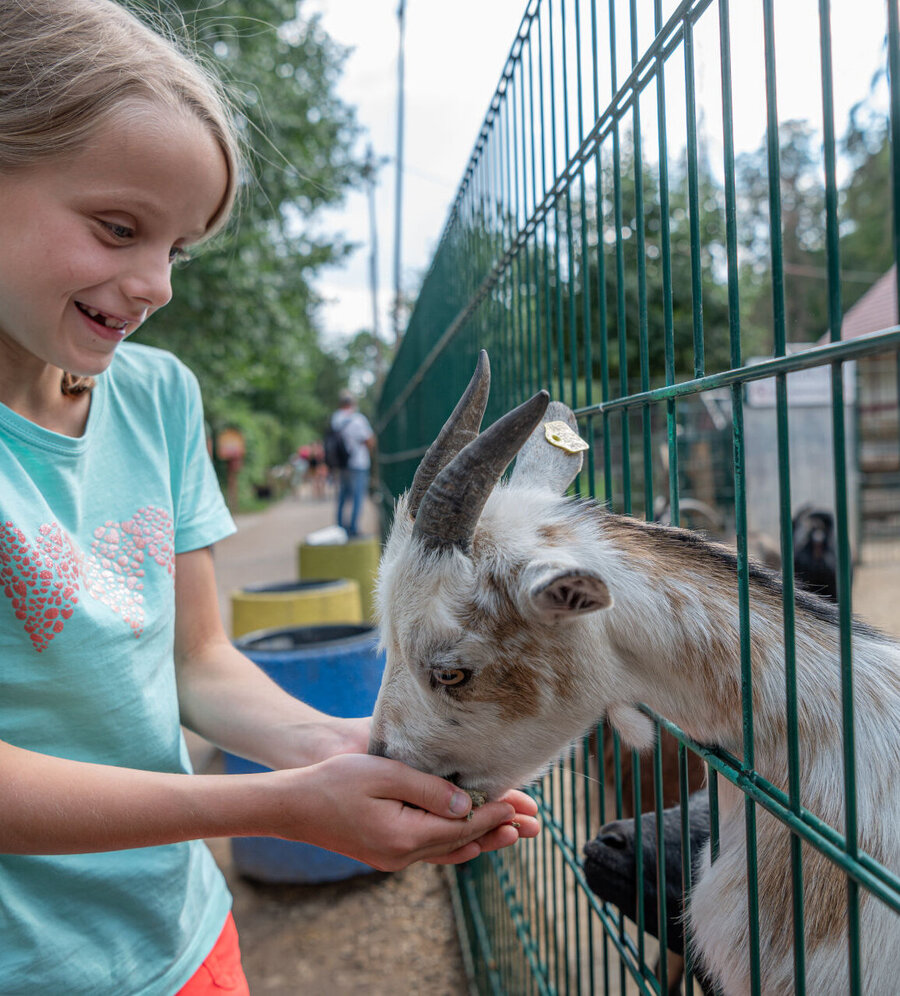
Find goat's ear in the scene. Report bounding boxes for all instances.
[527,568,612,621]
[509,401,585,495]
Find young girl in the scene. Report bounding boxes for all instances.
[0,2,539,993]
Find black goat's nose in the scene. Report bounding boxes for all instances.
[368,739,389,757]
[598,829,629,849]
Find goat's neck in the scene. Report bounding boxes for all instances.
[593,514,842,761]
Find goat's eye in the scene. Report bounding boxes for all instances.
[434,668,469,687]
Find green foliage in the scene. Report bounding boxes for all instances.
[211,404,284,508]
[128,0,364,496]
[735,119,828,348]
[335,330,395,419]
[839,100,893,312]
[734,108,893,350]
[516,105,893,395]
[491,141,734,399]
[591,141,733,388]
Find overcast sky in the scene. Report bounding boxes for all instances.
[304,0,525,351]
[305,0,887,353]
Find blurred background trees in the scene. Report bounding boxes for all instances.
[135,0,369,502]
[130,1,892,504]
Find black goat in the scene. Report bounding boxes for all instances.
[583,794,716,994]
[792,505,838,602]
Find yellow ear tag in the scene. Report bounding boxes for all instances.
[544,421,589,454]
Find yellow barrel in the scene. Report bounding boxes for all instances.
[298,534,381,621]
[230,578,362,638]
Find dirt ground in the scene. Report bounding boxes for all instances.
[205,835,467,995]
[851,538,900,640]
[196,490,471,995]
[199,491,900,995]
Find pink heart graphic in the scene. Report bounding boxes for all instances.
[1,508,175,652]
[0,522,81,653]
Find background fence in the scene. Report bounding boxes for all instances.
[376,0,900,992]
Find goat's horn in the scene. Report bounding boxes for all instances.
[407,350,491,518]
[413,389,551,553]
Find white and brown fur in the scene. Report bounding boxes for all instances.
[370,384,900,995]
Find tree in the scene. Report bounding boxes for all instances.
[733,102,894,350]
[735,119,829,350]
[132,0,364,493]
[526,139,733,397]
[839,96,893,312]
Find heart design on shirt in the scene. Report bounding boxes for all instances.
[0,522,81,653]
[86,507,175,639]
[0,508,174,652]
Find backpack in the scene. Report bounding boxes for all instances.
[324,424,350,470]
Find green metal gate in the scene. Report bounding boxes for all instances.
[376,1,900,992]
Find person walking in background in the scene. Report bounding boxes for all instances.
[328,389,374,536]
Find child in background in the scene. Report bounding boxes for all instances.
[0,2,539,993]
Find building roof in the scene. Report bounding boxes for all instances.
[839,265,897,340]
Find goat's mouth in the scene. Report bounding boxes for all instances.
[446,772,490,809]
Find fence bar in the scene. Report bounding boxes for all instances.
[683,13,704,379]
[573,329,900,417]
[654,0,679,529]
[648,711,900,913]
[651,732,669,991]
[761,1,808,988]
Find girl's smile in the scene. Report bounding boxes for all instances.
[0,102,228,403]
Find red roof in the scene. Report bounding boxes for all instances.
[839,265,897,340]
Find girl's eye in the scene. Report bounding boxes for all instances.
[434,668,469,687]
[101,221,133,240]
[169,246,191,266]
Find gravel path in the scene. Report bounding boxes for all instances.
[206,836,468,995]
[854,539,900,639]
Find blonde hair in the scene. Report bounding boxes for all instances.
[0,0,243,395]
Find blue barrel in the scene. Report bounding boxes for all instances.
[224,624,386,883]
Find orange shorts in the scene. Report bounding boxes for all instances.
[177,913,250,995]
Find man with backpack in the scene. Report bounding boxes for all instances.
[327,389,375,537]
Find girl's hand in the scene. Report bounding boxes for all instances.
[262,754,541,871]
[426,787,541,865]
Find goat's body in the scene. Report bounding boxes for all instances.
[372,368,900,994]
[378,486,900,992]
[690,774,900,994]
[517,490,900,993]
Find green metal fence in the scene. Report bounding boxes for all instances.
[376,1,900,992]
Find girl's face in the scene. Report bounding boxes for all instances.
[0,103,228,378]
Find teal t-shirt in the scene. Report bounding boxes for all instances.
[0,343,237,995]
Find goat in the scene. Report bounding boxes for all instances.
[792,504,839,602]
[583,794,714,994]
[369,351,900,995]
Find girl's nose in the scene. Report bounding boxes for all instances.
[120,252,174,310]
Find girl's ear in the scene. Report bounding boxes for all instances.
[525,567,612,621]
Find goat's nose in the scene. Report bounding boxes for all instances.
[368,738,389,757]
[598,829,629,849]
